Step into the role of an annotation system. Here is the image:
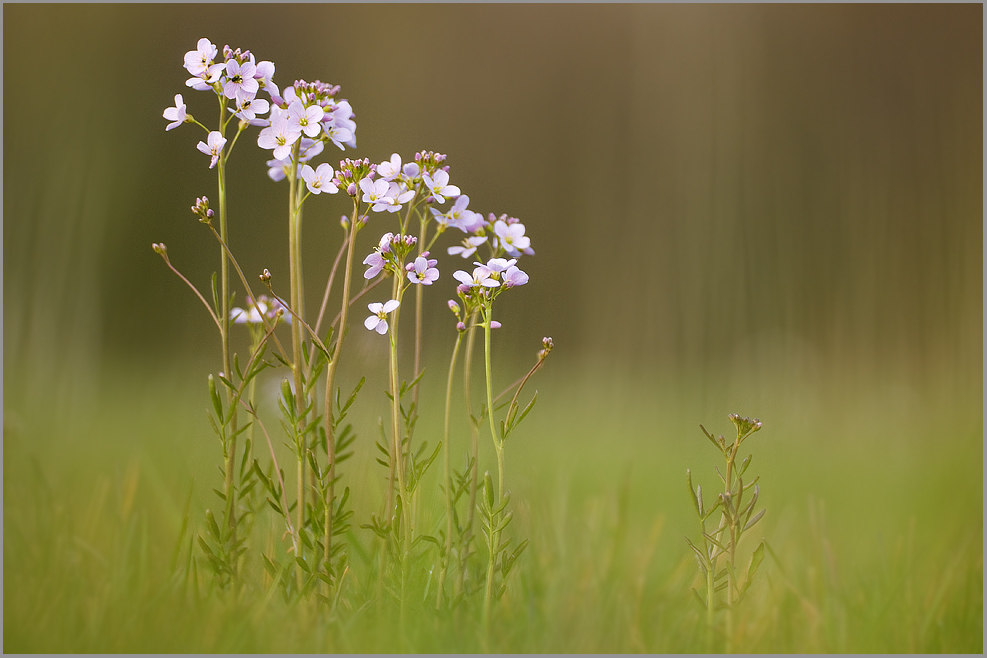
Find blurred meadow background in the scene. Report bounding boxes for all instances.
[4,4,982,653]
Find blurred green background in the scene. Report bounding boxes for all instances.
[3,4,982,652]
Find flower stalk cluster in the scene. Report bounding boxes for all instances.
[155,38,553,627]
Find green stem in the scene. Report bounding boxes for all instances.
[322,200,361,596]
[436,330,463,609]
[706,558,716,651]
[722,437,740,653]
[287,142,306,561]
[387,275,410,622]
[412,215,427,409]
[216,97,239,562]
[456,319,480,598]
[481,299,505,628]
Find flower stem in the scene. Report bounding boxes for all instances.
[322,199,361,597]
[436,330,463,609]
[456,319,480,598]
[482,299,505,629]
[413,215,427,409]
[216,97,238,564]
[387,275,410,622]
[287,142,306,563]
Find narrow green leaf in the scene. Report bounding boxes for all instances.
[747,541,765,584]
[514,392,538,429]
[743,509,766,533]
[405,368,426,393]
[702,499,722,521]
[239,438,252,480]
[702,532,728,552]
[197,535,217,560]
[494,490,512,515]
[738,453,752,477]
[205,509,222,542]
[495,511,514,533]
[339,377,366,415]
[699,424,719,451]
[685,537,709,571]
[210,272,220,317]
[208,375,223,421]
[483,472,495,511]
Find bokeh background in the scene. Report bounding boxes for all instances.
[4,4,982,652]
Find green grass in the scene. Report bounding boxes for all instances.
[3,361,982,653]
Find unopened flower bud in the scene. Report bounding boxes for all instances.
[346,183,357,197]
[152,242,167,254]
[405,263,414,272]
[260,268,272,282]
[457,283,471,295]
[448,300,459,312]
[340,215,349,229]
[456,321,466,331]
[206,209,214,219]
[490,321,502,329]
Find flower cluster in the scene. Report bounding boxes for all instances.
[363,232,420,280]
[166,38,280,169]
[445,212,534,260]
[184,41,277,104]
[259,78,356,177]
[334,157,376,197]
[190,196,214,223]
[452,257,528,329]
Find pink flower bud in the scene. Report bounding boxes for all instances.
[456,322,466,331]
[490,321,502,329]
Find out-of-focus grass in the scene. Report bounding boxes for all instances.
[3,361,981,653]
